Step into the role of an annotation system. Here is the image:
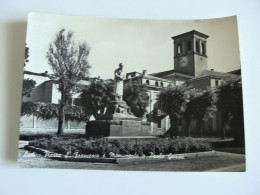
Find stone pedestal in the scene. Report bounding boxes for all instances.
[85,100,152,137]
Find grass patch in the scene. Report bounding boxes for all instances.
[29,136,212,157]
[212,140,245,148]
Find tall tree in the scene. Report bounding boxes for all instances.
[191,89,215,137]
[158,85,188,138]
[123,82,149,118]
[46,29,91,135]
[183,89,197,137]
[183,88,216,137]
[216,78,244,142]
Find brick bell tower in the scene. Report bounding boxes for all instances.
[172,30,209,76]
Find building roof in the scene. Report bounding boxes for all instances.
[188,70,240,82]
[126,71,141,74]
[228,69,241,75]
[124,73,172,83]
[143,75,173,82]
[172,30,209,40]
[150,69,194,79]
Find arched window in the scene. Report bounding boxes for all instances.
[146,80,150,85]
[155,81,159,86]
[161,82,164,87]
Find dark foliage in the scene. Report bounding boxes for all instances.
[77,80,150,119]
[21,101,88,123]
[76,80,115,119]
[22,79,36,98]
[22,45,36,97]
[216,79,244,143]
[123,82,149,118]
[158,85,188,138]
[24,45,29,67]
[183,89,215,137]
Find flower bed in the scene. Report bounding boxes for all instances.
[29,137,212,158]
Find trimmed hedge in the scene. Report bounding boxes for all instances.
[29,137,212,157]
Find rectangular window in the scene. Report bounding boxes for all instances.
[196,40,200,54]
[215,80,219,86]
[201,42,206,55]
[177,44,182,54]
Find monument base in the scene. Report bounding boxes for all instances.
[85,120,154,137]
[85,100,154,137]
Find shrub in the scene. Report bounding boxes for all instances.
[141,144,155,156]
[29,137,50,149]
[29,137,212,157]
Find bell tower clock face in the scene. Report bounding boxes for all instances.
[179,56,188,67]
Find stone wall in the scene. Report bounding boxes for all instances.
[20,114,85,130]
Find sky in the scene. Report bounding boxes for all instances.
[24,13,241,85]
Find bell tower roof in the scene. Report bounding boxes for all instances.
[172,30,209,40]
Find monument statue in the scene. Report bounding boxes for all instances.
[85,62,146,138]
[113,63,125,101]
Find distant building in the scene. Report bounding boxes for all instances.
[22,77,101,105]
[124,30,241,137]
[23,80,62,104]
[21,77,98,131]
[187,69,240,90]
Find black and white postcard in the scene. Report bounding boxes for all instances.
[18,13,245,171]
